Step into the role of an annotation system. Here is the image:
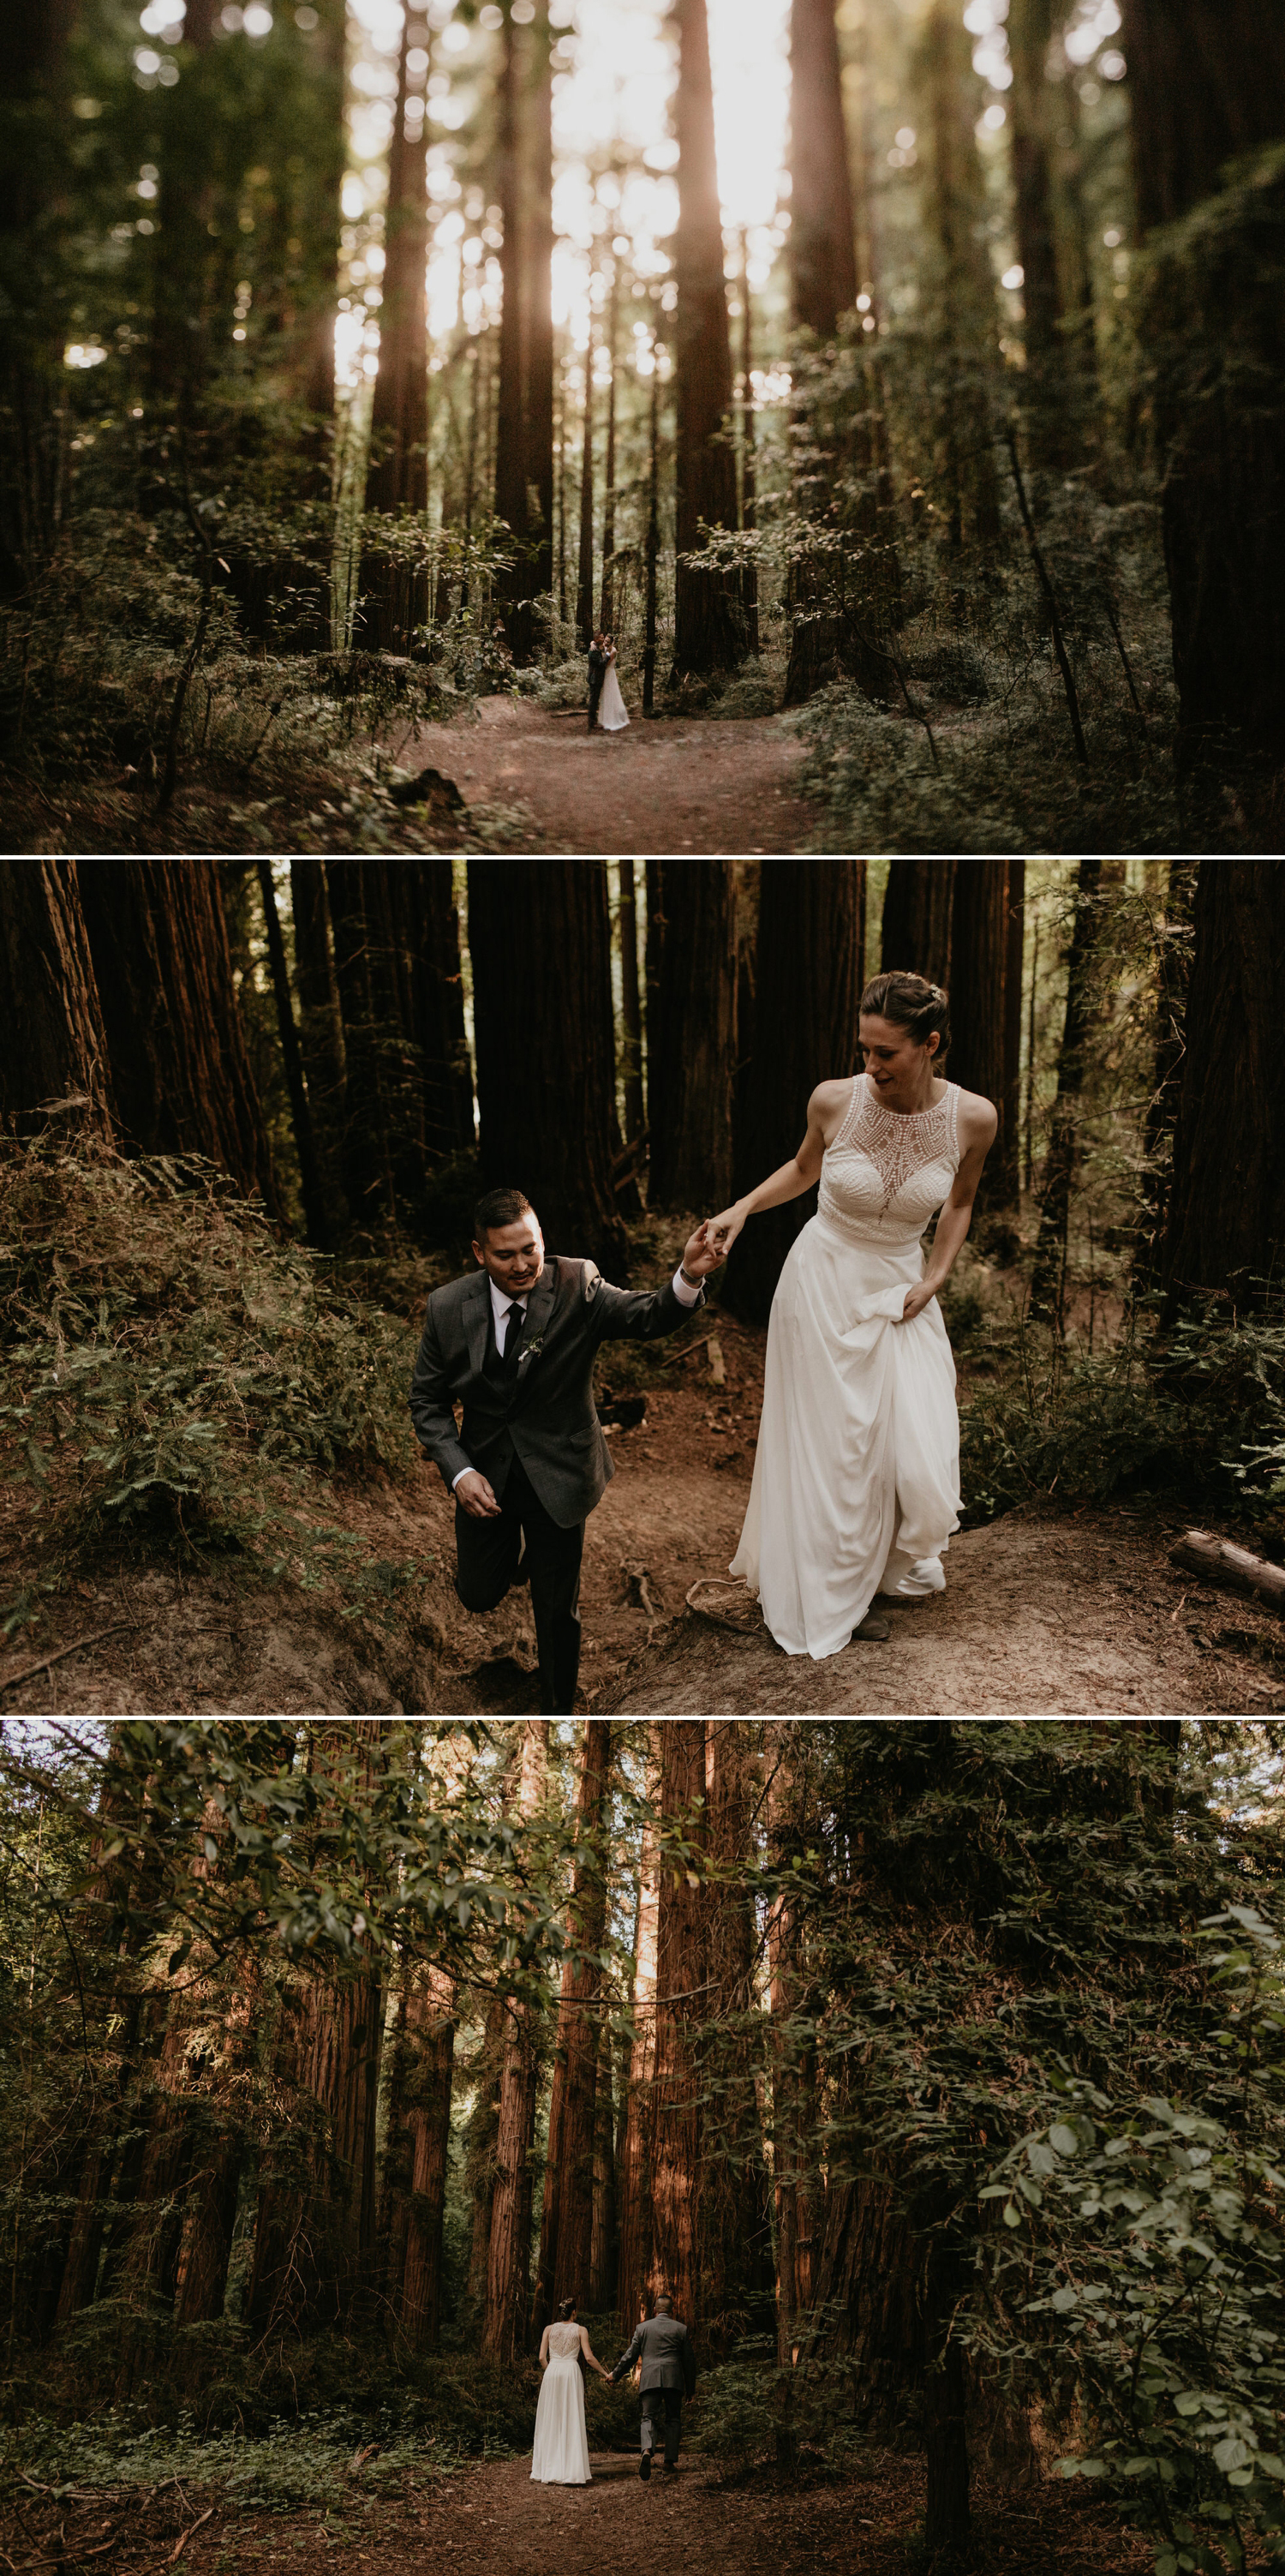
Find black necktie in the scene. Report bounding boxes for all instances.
[502,1299,525,1363]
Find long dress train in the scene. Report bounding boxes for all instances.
[599,659,630,731]
[730,1073,964,1660]
[530,2322,593,2483]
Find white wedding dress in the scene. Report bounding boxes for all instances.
[530,2322,593,2484]
[599,658,630,732]
[730,1073,964,1659]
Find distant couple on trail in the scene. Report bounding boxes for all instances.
[587,630,629,734]
[529,2292,697,2487]
[408,968,997,1710]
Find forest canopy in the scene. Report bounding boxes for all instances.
[3,0,1283,853]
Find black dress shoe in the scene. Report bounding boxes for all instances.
[639,2453,651,2481]
[663,2462,678,2475]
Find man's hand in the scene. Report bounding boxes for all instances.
[456,1469,502,1519]
[679,1219,724,1279]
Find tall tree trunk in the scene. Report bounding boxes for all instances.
[599,266,619,633]
[463,1990,507,2319]
[947,862,1008,1198]
[618,860,645,1146]
[532,1720,612,2336]
[0,862,114,1140]
[702,1721,771,2355]
[996,861,1025,1208]
[644,861,738,1209]
[386,1961,456,2351]
[300,0,347,432]
[482,1721,549,2365]
[1135,861,1198,1282]
[917,8,1002,547]
[1161,863,1285,1300]
[589,2010,617,2314]
[766,1723,816,2373]
[646,1722,706,2331]
[726,861,866,1322]
[789,0,858,335]
[325,861,400,1234]
[493,3,529,612]
[1031,859,1104,1321]
[737,241,760,653]
[289,861,349,1239]
[75,863,277,1208]
[615,1728,662,2332]
[1121,3,1285,775]
[468,861,627,1274]
[255,864,328,1246]
[923,2236,971,2557]
[1008,0,1069,464]
[526,14,555,610]
[493,3,554,656]
[879,859,955,985]
[365,15,428,524]
[386,861,475,1170]
[671,0,740,679]
[576,338,595,649]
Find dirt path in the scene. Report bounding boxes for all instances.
[391,697,820,854]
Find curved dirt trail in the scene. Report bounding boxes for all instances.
[393,696,820,855]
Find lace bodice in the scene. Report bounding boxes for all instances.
[547,2322,583,2359]
[818,1075,960,1248]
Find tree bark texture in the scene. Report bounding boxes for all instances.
[1118,0,1285,234]
[879,859,955,987]
[917,9,1003,548]
[385,1961,456,2351]
[672,0,740,676]
[727,861,866,1322]
[997,861,1025,1207]
[589,2009,617,2314]
[289,860,349,1239]
[576,342,595,648]
[1007,0,1069,462]
[1031,859,1104,1319]
[0,862,115,1139]
[75,862,276,1207]
[646,1721,707,2332]
[923,2238,971,2555]
[644,860,738,1210]
[482,1721,549,2365]
[468,860,627,1275]
[1161,862,1285,1300]
[1136,860,1198,1281]
[255,863,328,1245]
[947,860,1008,1193]
[463,1990,507,2319]
[702,1720,771,2352]
[618,860,645,1146]
[365,13,428,515]
[532,1720,612,2337]
[766,1723,817,2367]
[615,1727,662,2331]
[493,3,554,650]
[789,0,858,336]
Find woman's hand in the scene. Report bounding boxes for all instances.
[707,1201,747,1259]
[900,1281,938,1324]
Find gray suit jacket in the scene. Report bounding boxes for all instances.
[408,1255,704,1530]
[612,2314,697,2397]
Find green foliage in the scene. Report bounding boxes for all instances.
[985,1909,1285,2574]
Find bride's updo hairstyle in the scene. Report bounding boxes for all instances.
[558,2297,578,2321]
[859,970,951,1062]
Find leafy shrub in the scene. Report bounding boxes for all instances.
[708,662,780,719]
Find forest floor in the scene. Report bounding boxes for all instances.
[3,1302,1280,1720]
[391,697,822,855]
[3,2446,1156,2576]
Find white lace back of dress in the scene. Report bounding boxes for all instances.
[548,2322,582,2357]
[818,1075,960,1242]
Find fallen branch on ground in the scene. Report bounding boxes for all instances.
[1168,1530,1285,1614]
[0,1621,141,1698]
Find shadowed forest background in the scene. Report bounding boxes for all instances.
[0,1716,1284,2576]
[3,0,1284,854]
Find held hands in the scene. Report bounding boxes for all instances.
[706,1203,746,1261]
[456,1468,501,1518]
[679,1219,726,1280]
[900,1282,938,1324]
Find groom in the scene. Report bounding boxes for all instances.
[610,2293,698,2479]
[587,630,608,731]
[409,1188,722,1715]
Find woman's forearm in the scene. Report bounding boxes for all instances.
[736,1156,817,1219]
[924,1196,974,1288]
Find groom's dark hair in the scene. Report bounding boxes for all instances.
[474,1187,535,1241]
[654,2292,672,2313]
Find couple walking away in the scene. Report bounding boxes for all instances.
[530,2294,696,2487]
[407,969,997,1700]
[587,631,629,732]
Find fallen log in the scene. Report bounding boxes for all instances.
[1168,1530,1285,1614]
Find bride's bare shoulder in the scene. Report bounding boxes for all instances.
[810,1075,857,1120]
[953,1086,999,1147]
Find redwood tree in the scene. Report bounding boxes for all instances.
[789,0,858,336]
[947,861,1008,1176]
[0,863,114,1139]
[879,858,955,985]
[290,860,349,1240]
[365,12,429,518]
[645,860,738,1209]
[482,1721,549,2365]
[1007,0,1069,462]
[75,862,277,1207]
[532,1720,612,2335]
[726,860,866,1321]
[493,1,555,653]
[468,860,627,1274]
[616,1727,662,2330]
[384,1961,456,2350]
[1031,858,1104,1319]
[671,0,740,678]
[1161,861,1285,1299]
[646,1721,707,2329]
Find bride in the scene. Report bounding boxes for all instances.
[598,634,630,734]
[530,2297,612,2484]
[709,972,996,1660]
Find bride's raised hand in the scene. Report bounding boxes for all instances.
[707,1202,746,1260]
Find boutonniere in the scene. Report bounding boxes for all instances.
[517,1333,545,1365]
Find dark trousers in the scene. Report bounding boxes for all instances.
[588,674,604,730]
[453,1453,583,1715]
[640,2388,684,2466]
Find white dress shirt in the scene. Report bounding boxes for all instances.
[451,1264,701,1490]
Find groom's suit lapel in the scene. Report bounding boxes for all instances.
[510,1263,559,1410]
[463,1272,491,1382]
